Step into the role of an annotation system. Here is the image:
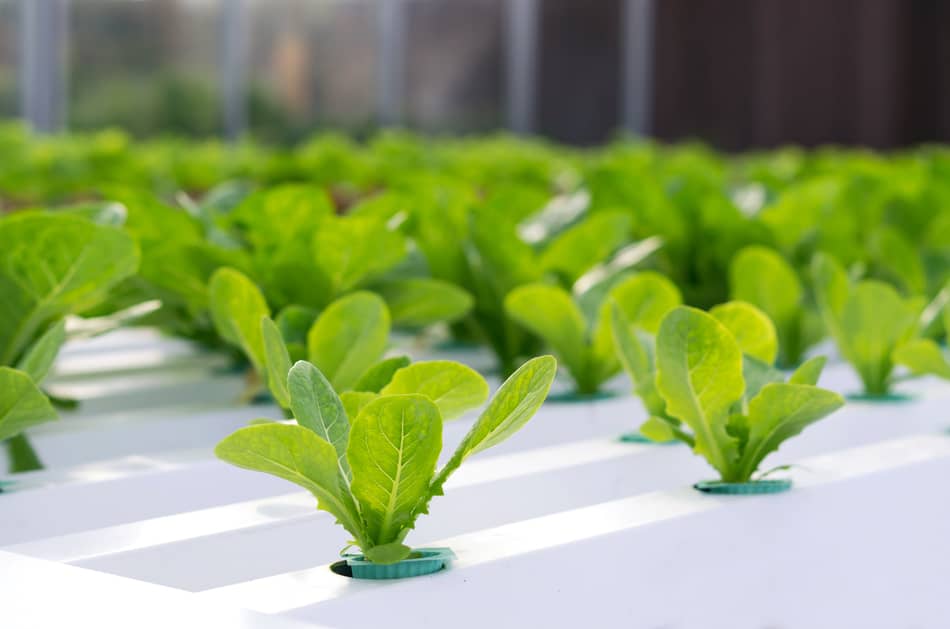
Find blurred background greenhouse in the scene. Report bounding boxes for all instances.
[2,0,948,146]
[4,3,950,627]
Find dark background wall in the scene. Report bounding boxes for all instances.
[538,0,622,145]
[7,0,950,148]
[538,0,950,150]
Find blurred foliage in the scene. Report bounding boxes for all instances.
[1,120,948,372]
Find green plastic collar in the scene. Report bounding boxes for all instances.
[546,390,619,404]
[693,479,793,495]
[846,392,917,403]
[341,547,456,580]
[618,432,678,445]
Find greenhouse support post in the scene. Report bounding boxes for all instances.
[19,0,67,133]
[220,0,248,140]
[505,0,538,135]
[621,0,654,136]
[376,0,408,127]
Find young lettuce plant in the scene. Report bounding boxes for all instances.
[730,245,823,367]
[402,185,544,376]
[105,188,250,349]
[227,187,411,313]
[651,306,844,483]
[215,355,556,565]
[612,296,782,443]
[811,252,938,396]
[505,272,680,396]
[537,211,633,287]
[223,186,475,332]
[210,268,393,406]
[890,287,950,385]
[0,212,138,472]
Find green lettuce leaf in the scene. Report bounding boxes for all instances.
[376,278,473,328]
[314,216,407,296]
[353,356,411,393]
[893,338,950,380]
[0,213,138,365]
[260,317,292,409]
[228,185,334,253]
[710,301,778,365]
[427,355,556,499]
[540,211,632,285]
[215,423,365,547]
[869,226,927,296]
[340,391,378,421]
[380,360,489,420]
[655,307,744,479]
[209,267,271,373]
[788,356,828,386]
[505,284,592,392]
[275,305,317,363]
[730,246,804,366]
[837,281,919,395]
[811,252,850,341]
[735,383,844,480]
[608,271,682,334]
[288,360,351,483]
[348,395,442,548]
[0,367,58,442]
[307,292,390,391]
[610,303,666,419]
[15,319,66,383]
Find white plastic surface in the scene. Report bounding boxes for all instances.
[198,434,950,629]
[2,329,949,629]
[0,551,323,629]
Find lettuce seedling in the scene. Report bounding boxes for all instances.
[105,188,250,349]
[868,226,928,297]
[0,368,58,471]
[0,213,138,471]
[210,268,392,404]
[652,306,843,482]
[223,186,473,330]
[506,272,680,395]
[613,296,781,442]
[374,278,474,329]
[402,183,543,376]
[227,186,410,313]
[274,305,318,363]
[811,253,937,395]
[730,245,822,367]
[891,294,950,384]
[538,211,633,287]
[216,355,556,564]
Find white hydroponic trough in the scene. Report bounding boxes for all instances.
[1,329,948,628]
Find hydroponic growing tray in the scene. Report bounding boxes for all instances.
[2,330,949,628]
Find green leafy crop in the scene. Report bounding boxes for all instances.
[0,212,138,471]
[374,278,473,329]
[652,306,843,482]
[811,253,947,395]
[102,189,249,348]
[216,355,556,563]
[0,368,57,445]
[217,185,474,335]
[209,267,392,404]
[613,297,781,443]
[505,272,680,395]
[730,245,821,367]
[889,287,950,385]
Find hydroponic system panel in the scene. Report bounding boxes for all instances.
[2,328,949,628]
[2,129,950,628]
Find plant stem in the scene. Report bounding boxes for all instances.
[46,391,80,410]
[5,434,44,473]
